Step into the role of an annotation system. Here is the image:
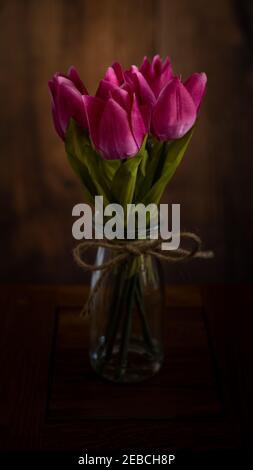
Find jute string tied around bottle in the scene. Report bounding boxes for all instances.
[73,232,214,317]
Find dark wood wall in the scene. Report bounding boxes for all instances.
[1,0,252,283]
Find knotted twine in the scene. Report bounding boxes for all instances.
[73,232,213,317]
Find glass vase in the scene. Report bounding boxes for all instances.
[89,241,165,383]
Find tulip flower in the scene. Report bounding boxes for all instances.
[124,66,157,134]
[152,74,207,140]
[49,58,207,156]
[184,72,207,112]
[95,62,125,101]
[48,66,88,140]
[139,54,173,98]
[125,65,156,107]
[83,87,147,160]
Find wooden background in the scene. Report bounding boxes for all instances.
[0,0,252,283]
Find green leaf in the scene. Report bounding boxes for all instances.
[99,159,121,184]
[111,136,148,211]
[141,127,194,205]
[66,151,96,205]
[133,148,149,201]
[140,146,149,178]
[65,119,112,205]
[135,138,164,201]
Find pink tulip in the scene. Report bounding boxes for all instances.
[125,65,156,107]
[49,60,207,153]
[184,72,207,112]
[96,62,124,100]
[124,66,157,134]
[103,62,125,85]
[139,55,173,98]
[152,74,207,140]
[83,87,147,160]
[48,67,88,139]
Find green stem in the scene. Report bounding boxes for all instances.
[135,279,157,356]
[115,275,137,381]
[102,269,130,362]
[95,267,126,376]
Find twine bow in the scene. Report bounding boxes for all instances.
[73,232,213,316]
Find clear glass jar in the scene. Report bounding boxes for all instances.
[89,235,165,383]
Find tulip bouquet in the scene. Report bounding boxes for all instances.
[49,55,206,208]
[49,55,207,382]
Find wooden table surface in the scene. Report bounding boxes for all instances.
[0,284,252,451]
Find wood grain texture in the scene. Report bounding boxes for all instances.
[0,0,252,282]
[48,306,220,421]
[1,284,248,451]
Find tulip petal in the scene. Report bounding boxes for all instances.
[104,62,124,85]
[115,77,151,132]
[111,62,124,83]
[104,66,119,85]
[111,87,132,112]
[130,94,146,147]
[162,56,172,73]
[83,95,105,150]
[52,107,64,139]
[99,98,138,159]
[67,66,88,94]
[140,55,173,98]
[139,56,150,78]
[152,54,163,76]
[125,69,156,106]
[140,104,152,132]
[56,80,88,133]
[152,78,196,140]
[96,79,119,100]
[48,74,88,138]
[184,72,207,112]
[151,72,173,98]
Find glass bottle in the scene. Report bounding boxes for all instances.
[89,230,165,383]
